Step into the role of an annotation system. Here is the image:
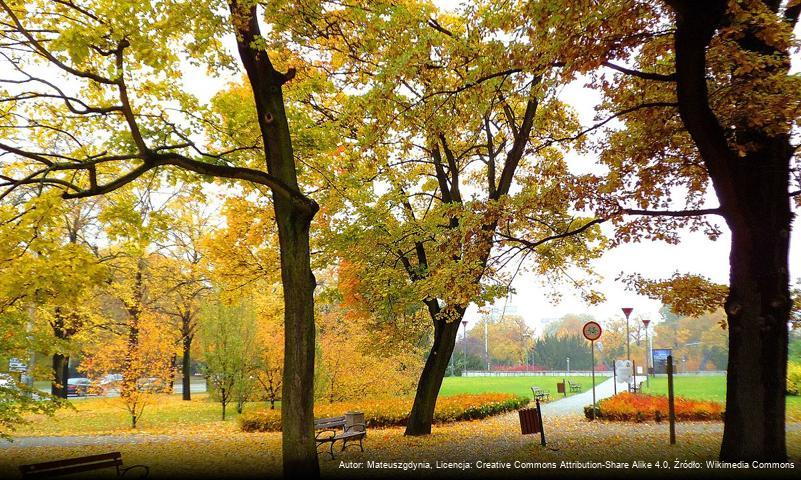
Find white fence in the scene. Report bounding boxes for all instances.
[463,370,727,377]
[464,370,613,377]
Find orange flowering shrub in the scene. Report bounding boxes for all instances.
[239,393,528,432]
[587,393,724,421]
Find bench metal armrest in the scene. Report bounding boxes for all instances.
[316,429,338,440]
[119,464,150,478]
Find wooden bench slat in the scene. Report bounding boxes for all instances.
[20,452,122,472]
[314,416,345,424]
[21,460,122,477]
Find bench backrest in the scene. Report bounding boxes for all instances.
[314,416,346,429]
[20,452,122,478]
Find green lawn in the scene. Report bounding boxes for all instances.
[640,374,801,422]
[440,375,595,398]
[640,375,727,402]
[16,377,594,436]
[16,393,251,436]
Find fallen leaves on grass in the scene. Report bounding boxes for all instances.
[4,413,800,479]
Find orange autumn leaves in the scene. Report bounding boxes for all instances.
[239,393,529,432]
[592,393,724,422]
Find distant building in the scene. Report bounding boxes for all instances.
[489,304,518,321]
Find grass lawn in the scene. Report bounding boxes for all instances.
[15,394,251,436]
[14,377,594,437]
[640,375,801,422]
[640,375,727,402]
[439,375,594,398]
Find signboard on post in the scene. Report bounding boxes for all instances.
[582,321,602,341]
[8,358,27,372]
[652,349,673,374]
[615,360,633,383]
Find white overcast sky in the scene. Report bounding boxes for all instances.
[177,2,801,336]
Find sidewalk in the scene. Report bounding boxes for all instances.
[540,377,619,417]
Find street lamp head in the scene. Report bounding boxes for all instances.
[642,318,650,327]
[622,307,633,318]
[461,320,468,327]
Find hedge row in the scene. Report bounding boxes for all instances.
[239,393,529,432]
[584,392,724,422]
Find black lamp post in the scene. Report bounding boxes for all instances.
[462,320,468,376]
[622,307,633,361]
[642,318,651,387]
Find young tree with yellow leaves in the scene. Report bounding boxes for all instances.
[82,310,176,429]
[254,311,283,411]
[198,297,259,421]
[149,197,214,401]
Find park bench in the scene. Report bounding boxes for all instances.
[20,452,149,478]
[567,380,582,393]
[314,415,367,460]
[530,386,551,402]
[628,380,645,393]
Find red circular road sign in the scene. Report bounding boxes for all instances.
[582,321,602,341]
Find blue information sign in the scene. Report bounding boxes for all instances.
[652,349,672,374]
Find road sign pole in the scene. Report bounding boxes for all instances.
[591,340,596,419]
[642,318,651,388]
[535,397,546,446]
[582,321,602,420]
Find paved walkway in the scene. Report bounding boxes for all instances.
[0,433,181,448]
[540,377,619,417]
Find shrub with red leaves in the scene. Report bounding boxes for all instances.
[586,392,724,421]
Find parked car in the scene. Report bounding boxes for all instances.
[0,373,14,389]
[99,373,123,386]
[136,377,169,393]
[66,377,92,396]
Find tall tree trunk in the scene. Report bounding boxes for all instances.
[168,353,177,394]
[51,353,69,398]
[50,308,70,399]
[229,2,320,475]
[405,312,463,435]
[720,140,792,461]
[274,204,317,475]
[221,388,227,421]
[667,1,795,460]
[182,330,192,401]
